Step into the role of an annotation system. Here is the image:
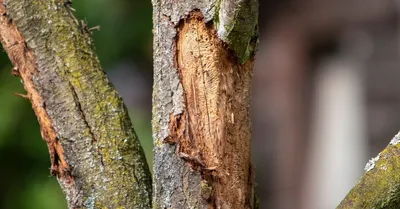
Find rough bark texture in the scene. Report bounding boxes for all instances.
[152,1,258,208]
[338,132,400,209]
[0,0,152,208]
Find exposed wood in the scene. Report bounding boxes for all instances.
[174,11,254,207]
[152,0,258,208]
[0,1,151,208]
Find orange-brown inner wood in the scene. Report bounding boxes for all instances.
[172,11,254,208]
[0,2,71,181]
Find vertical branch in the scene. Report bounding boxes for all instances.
[152,0,258,208]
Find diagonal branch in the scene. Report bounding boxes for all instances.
[0,1,151,208]
[338,132,400,208]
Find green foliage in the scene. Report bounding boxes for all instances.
[73,0,152,67]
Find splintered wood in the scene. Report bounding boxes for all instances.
[172,11,255,208]
[0,2,71,179]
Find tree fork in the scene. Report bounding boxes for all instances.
[0,0,151,208]
[152,0,258,208]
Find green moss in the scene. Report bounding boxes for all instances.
[213,0,223,26]
[213,0,258,63]
[156,140,163,147]
[338,144,400,208]
[200,180,212,200]
[7,0,152,208]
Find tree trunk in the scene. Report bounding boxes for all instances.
[0,1,151,208]
[151,1,259,208]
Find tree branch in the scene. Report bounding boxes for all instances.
[338,132,400,208]
[215,0,259,63]
[0,1,151,208]
[152,0,258,208]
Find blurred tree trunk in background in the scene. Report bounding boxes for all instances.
[253,16,310,209]
[151,0,259,208]
[254,1,394,209]
[0,1,152,208]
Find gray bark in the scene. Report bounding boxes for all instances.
[0,0,152,208]
[152,0,258,208]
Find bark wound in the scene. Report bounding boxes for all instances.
[169,11,254,208]
[0,2,72,181]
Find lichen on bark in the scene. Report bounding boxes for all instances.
[338,132,400,209]
[0,0,152,208]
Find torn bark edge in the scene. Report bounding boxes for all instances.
[164,10,254,207]
[167,112,209,166]
[0,2,73,182]
[166,112,217,204]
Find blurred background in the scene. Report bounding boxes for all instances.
[0,0,398,208]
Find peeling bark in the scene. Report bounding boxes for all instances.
[152,1,258,208]
[0,0,151,208]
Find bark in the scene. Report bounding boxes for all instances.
[0,1,151,208]
[152,0,258,208]
[338,132,400,209]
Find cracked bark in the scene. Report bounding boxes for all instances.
[152,0,258,208]
[0,0,151,208]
